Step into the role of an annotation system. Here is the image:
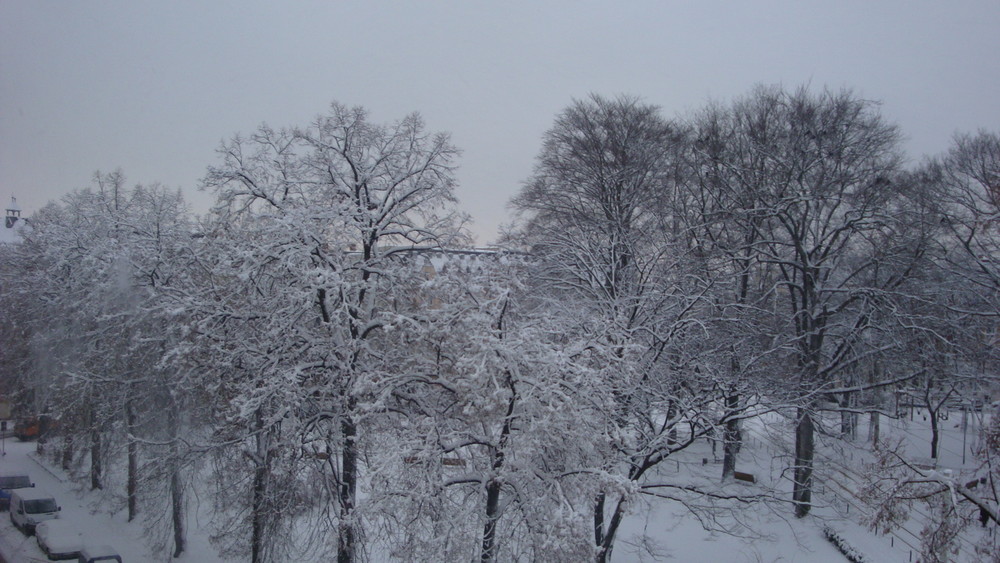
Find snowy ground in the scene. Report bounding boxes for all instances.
[0,406,993,562]
[614,492,847,562]
[613,404,994,562]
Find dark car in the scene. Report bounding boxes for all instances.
[0,474,33,510]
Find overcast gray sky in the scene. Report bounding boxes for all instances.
[2,0,999,244]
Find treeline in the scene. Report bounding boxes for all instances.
[0,86,997,562]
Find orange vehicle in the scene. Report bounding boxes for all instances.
[14,415,54,442]
[13,417,42,441]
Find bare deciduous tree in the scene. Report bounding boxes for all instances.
[685,86,912,517]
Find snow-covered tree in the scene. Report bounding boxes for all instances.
[685,86,918,517]
[194,102,464,562]
[684,99,792,481]
[512,94,741,562]
[361,249,601,561]
[9,171,196,556]
[926,131,1000,390]
[858,131,1000,561]
[934,131,1000,315]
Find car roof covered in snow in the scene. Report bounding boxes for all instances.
[36,519,83,550]
[11,487,55,501]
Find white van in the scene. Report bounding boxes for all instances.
[9,487,60,534]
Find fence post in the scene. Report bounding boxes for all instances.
[962,406,968,465]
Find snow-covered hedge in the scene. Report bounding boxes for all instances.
[822,526,870,563]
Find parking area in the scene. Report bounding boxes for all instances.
[0,440,142,562]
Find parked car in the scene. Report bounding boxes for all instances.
[77,545,122,563]
[36,519,84,560]
[0,473,34,510]
[9,488,60,534]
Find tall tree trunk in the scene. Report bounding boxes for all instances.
[171,468,185,558]
[250,456,267,563]
[61,432,73,472]
[481,478,502,563]
[924,377,940,460]
[168,406,185,558]
[666,400,677,445]
[841,390,856,440]
[126,400,138,522]
[250,410,270,563]
[481,378,515,563]
[596,497,628,563]
[90,406,102,491]
[868,411,880,446]
[792,407,814,518]
[722,392,740,481]
[593,493,605,549]
[929,407,940,460]
[338,413,357,563]
[868,364,882,447]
